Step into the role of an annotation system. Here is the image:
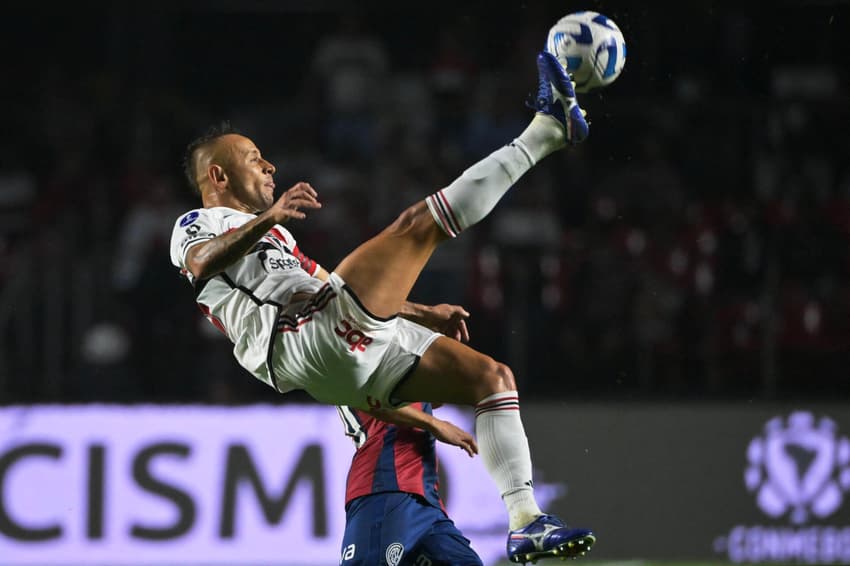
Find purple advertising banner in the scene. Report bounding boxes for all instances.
[0,405,540,565]
[518,402,850,563]
[8,402,845,564]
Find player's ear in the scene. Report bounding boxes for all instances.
[209,164,227,186]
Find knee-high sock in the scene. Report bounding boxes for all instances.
[475,391,543,530]
[426,114,564,237]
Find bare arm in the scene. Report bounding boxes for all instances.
[186,212,278,280]
[185,182,321,280]
[370,405,478,457]
[399,302,470,342]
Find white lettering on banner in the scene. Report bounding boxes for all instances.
[723,525,850,563]
[0,405,517,565]
[713,411,850,564]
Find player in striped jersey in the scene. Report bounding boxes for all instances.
[170,52,594,563]
[337,403,481,565]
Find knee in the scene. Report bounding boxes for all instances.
[480,359,516,395]
[385,202,441,242]
[390,205,419,233]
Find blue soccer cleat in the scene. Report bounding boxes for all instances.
[507,514,596,563]
[533,51,589,145]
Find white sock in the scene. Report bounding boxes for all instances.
[425,114,562,238]
[475,391,543,530]
[516,113,567,163]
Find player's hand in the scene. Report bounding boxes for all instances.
[430,418,478,458]
[426,304,470,342]
[269,182,321,223]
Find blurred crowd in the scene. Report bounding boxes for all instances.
[1,2,848,404]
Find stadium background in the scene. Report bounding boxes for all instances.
[1,1,850,564]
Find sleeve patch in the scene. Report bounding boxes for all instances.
[179,211,200,227]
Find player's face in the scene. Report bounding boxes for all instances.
[220,135,277,212]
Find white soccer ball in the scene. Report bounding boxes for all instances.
[545,11,626,92]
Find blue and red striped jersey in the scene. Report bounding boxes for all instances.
[337,403,443,511]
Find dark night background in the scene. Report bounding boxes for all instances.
[1,0,849,405]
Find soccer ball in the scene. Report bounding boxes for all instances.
[545,11,626,92]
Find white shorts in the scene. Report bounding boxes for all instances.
[270,272,441,409]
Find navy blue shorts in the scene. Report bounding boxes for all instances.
[340,492,483,566]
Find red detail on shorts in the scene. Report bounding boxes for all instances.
[197,303,227,335]
[334,320,374,352]
[278,316,316,333]
[276,286,336,333]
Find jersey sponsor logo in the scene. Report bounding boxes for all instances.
[179,211,200,227]
[385,542,404,566]
[333,320,373,352]
[267,256,301,271]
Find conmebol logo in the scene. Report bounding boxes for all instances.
[714,411,850,564]
[745,411,850,524]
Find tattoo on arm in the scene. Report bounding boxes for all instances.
[189,214,276,279]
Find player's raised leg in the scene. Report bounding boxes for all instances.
[392,335,596,563]
[334,52,588,319]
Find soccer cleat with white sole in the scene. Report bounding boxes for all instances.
[533,51,589,145]
[507,514,596,564]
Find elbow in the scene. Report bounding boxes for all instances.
[186,256,215,281]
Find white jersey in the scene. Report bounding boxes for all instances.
[169,206,324,390]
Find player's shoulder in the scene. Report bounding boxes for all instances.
[174,206,250,228]
[174,207,219,228]
[175,208,203,229]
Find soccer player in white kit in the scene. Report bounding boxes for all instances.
[170,52,595,563]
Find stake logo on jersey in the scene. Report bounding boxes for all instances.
[253,230,304,274]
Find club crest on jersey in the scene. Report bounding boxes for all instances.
[334,320,373,352]
[179,211,200,227]
[385,542,404,566]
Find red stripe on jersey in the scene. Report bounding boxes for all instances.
[393,422,433,497]
[268,227,289,244]
[344,410,386,501]
[291,245,318,276]
[345,403,443,510]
